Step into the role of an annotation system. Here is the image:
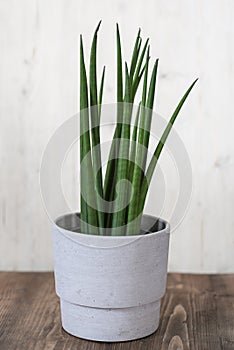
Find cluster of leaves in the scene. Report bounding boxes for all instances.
[80,22,197,235]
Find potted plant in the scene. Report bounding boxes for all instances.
[52,22,197,342]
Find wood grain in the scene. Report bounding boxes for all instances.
[0,273,233,350]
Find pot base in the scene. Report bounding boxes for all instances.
[60,298,161,342]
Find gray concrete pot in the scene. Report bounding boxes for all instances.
[53,213,170,342]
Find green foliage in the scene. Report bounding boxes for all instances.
[80,23,197,235]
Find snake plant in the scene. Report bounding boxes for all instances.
[80,22,197,235]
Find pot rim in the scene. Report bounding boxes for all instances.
[54,212,170,241]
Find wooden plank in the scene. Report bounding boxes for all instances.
[0,273,233,349]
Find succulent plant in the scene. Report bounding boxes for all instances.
[80,22,197,235]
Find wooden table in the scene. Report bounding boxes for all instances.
[0,273,233,349]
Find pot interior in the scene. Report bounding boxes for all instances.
[55,213,167,235]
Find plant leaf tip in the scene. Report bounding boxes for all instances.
[190,78,199,90]
[96,20,102,32]
[125,62,129,76]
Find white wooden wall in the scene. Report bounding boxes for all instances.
[1,0,234,272]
